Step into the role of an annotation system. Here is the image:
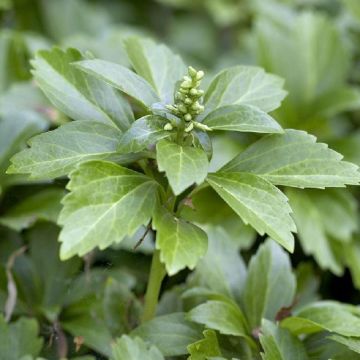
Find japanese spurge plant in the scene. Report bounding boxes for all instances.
[8,37,360,325]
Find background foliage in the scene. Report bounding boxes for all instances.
[2,0,360,359]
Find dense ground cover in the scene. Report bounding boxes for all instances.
[2,0,360,359]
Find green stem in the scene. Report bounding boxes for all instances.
[142,250,166,323]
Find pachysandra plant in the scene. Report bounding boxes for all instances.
[7,36,360,332]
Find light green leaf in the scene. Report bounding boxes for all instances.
[124,37,186,102]
[153,205,207,275]
[259,319,308,360]
[74,59,160,109]
[118,115,172,153]
[203,66,287,116]
[156,140,208,195]
[132,313,202,356]
[0,188,63,231]
[7,121,132,180]
[187,330,222,360]
[0,316,43,360]
[187,299,248,337]
[282,301,360,336]
[223,129,360,188]
[111,335,164,360]
[32,48,133,130]
[242,240,296,329]
[202,104,283,134]
[58,160,160,259]
[207,172,296,251]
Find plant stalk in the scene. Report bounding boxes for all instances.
[142,249,166,322]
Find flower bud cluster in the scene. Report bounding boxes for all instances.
[164,66,210,133]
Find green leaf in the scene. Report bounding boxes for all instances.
[0,188,63,231]
[7,121,130,180]
[14,223,81,318]
[187,299,248,337]
[124,37,186,102]
[103,278,142,335]
[282,301,360,336]
[242,240,296,329]
[329,335,360,354]
[202,104,283,134]
[118,115,172,153]
[187,330,222,360]
[32,48,133,130]
[132,313,202,356]
[259,319,308,360]
[203,66,287,116]
[223,129,360,188]
[190,226,247,301]
[287,189,357,275]
[0,316,43,360]
[256,12,352,122]
[74,59,160,109]
[0,111,46,187]
[153,205,207,275]
[111,335,164,360]
[207,172,296,252]
[156,140,208,195]
[58,160,160,259]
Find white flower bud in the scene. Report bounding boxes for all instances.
[196,70,204,80]
[184,113,192,121]
[188,66,197,77]
[178,104,188,113]
[184,98,192,105]
[194,122,212,132]
[185,122,194,132]
[164,123,173,131]
[181,80,192,89]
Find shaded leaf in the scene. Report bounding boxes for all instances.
[188,299,249,337]
[132,313,202,356]
[242,240,296,329]
[0,315,43,360]
[259,319,308,360]
[187,330,222,360]
[0,189,64,231]
[282,301,360,336]
[111,335,164,360]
